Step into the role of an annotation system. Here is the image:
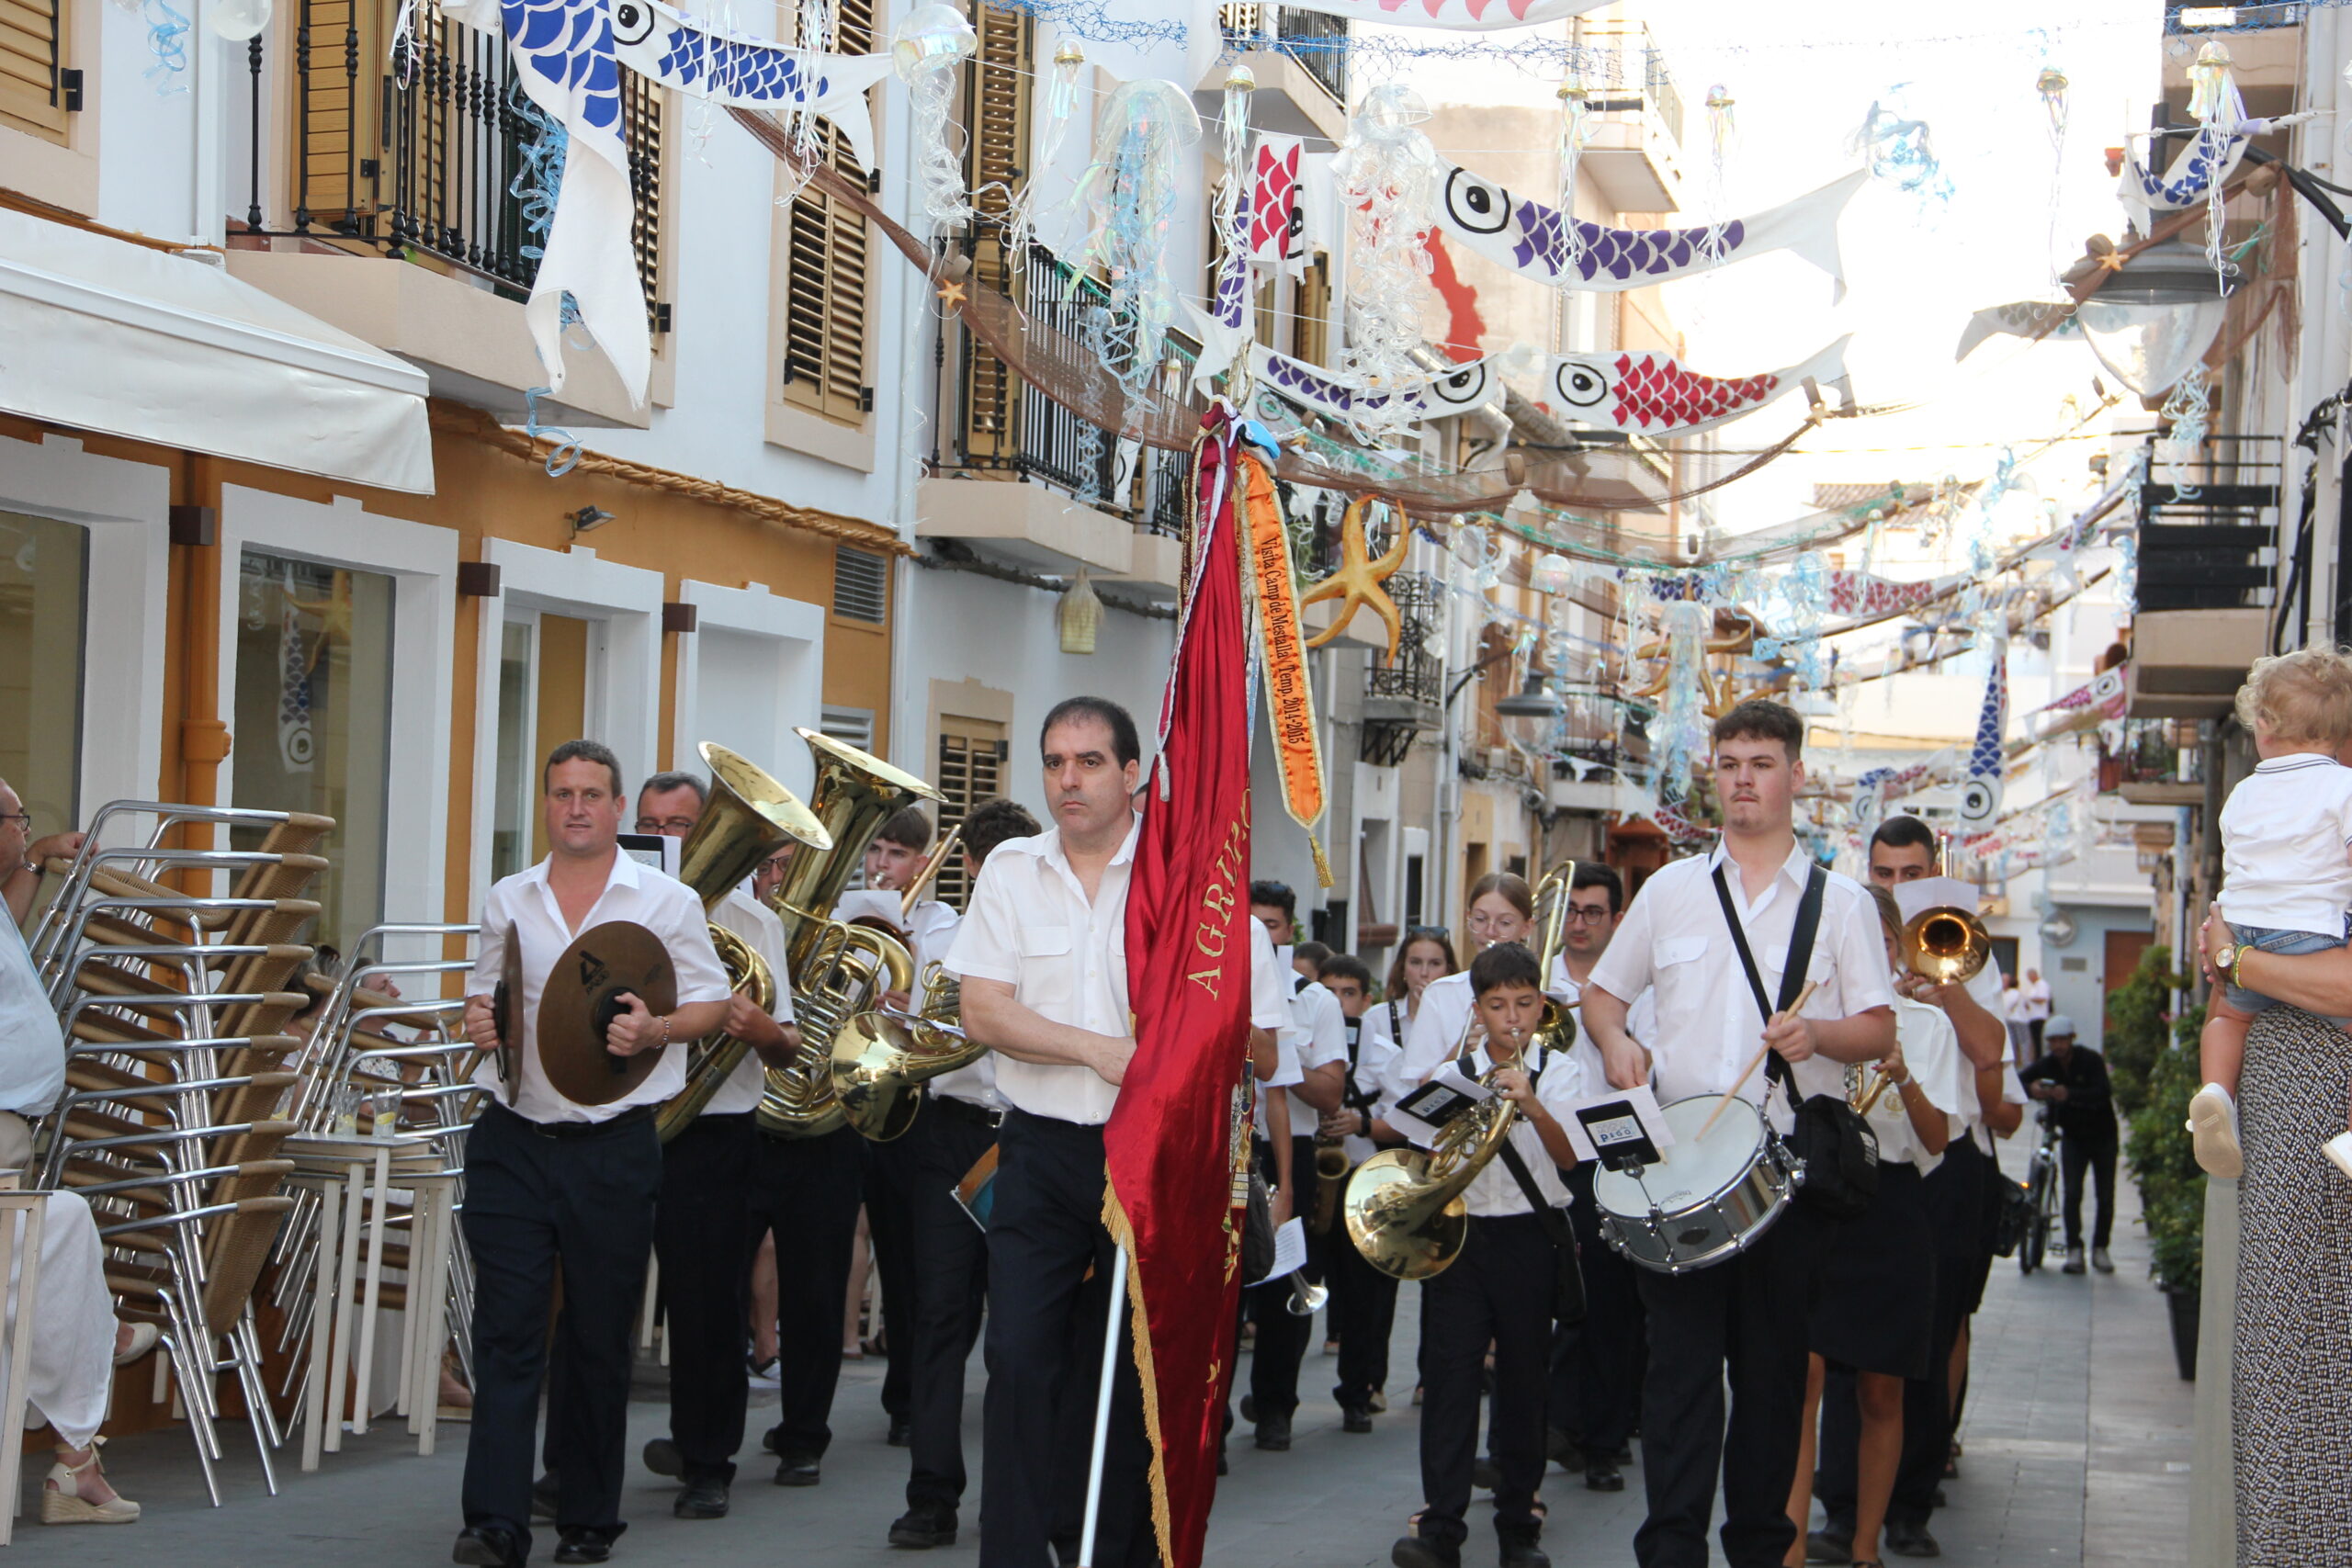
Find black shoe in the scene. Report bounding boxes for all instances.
[1254,1413,1292,1451]
[1342,1405,1374,1434]
[1885,1522,1941,1559]
[530,1472,559,1523]
[642,1438,684,1479]
[552,1533,612,1566]
[1498,1536,1550,1568]
[761,1423,786,1455]
[774,1456,821,1487]
[887,1415,912,1449]
[1238,1394,1258,1424]
[1806,1528,1854,1564]
[1585,1460,1624,1492]
[1390,1536,1460,1568]
[889,1506,958,1548]
[674,1479,729,1520]
[1545,1428,1579,1469]
[1471,1456,1500,1491]
[452,1527,524,1568]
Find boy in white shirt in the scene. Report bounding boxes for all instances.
[2193,648,2352,1179]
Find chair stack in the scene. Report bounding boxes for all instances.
[265,923,482,1454]
[27,802,334,1504]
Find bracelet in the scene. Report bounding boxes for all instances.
[2231,948,2248,990]
[657,1015,672,1049]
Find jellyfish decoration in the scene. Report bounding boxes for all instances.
[1847,92,1951,206]
[1553,81,1591,275]
[1001,39,1084,261]
[1331,83,1441,436]
[1071,77,1201,395]
[892,2,978,234]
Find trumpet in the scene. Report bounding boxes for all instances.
[1284,1271,1329,1317]
[1901,903,1991,986]
[1307,1129,1351,1236]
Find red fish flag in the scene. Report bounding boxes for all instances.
[1104,405,1255,1568]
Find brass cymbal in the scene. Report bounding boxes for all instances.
[537,920,680,1106]
[493,935,526,1091]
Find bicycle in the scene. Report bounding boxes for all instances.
[2019,1105,2062,1275]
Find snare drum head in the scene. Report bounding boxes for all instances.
[1592,1093,1769,1215]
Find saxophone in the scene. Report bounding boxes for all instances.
[754,728,942,1137]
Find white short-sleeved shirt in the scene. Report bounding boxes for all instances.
[1871,993,1968,1175]
[2217,754,2352,935]
[701,887,797,1116]
[1337,1009,1404,1164]
[1380,1032,1584,1216]
[1971,1063,2030,1156]
[2021,977,2051,1022]
[468,851,732,1124]
[1547,955,1657,1092]
[1586,840,1896,1134]
[944,817,1140,1125]
[0,919,64,1117]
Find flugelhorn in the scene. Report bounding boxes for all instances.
[1901,903,1991,985]
[652,744,831,1141]
[755,728,942,1138]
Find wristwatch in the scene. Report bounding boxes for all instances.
[2213,942,2241,987]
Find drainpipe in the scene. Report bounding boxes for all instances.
[176,460,232,852]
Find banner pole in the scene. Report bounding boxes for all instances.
[1078,1243,1131,1568]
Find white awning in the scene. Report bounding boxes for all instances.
[0,212,435,494]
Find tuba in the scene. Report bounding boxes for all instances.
[1901,903,1991,985]
[754,728,943,1137]
[652,743,831,1142]
[1344,860,1580,1281]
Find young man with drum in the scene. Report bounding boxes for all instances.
[1581,701,1895,1568]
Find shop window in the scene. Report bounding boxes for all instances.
[490,610,593,880]
[0,512,85,840]
[232,551,393,950]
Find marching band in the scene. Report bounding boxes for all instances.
[85,690,2025,1568]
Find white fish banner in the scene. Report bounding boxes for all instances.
[1270,0,1610,28]
[1434,162,1868,296]
[1544,336,1849,437]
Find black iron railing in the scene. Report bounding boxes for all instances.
[1367,571,1443,706]
[2135,433,2284,613]
[1217,4,1348,108]
[247,0,664,324]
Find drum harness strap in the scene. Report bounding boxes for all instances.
[1710,861,1828,1113]
[1470,1029,1589,1326]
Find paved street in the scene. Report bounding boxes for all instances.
[11,1145,2190,1567]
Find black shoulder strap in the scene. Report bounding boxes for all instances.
[1494,1138,1586,1319]
[1710,860,1828,1094]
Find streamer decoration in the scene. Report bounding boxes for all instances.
[1332,84,1442,436]
[893,3,978,234]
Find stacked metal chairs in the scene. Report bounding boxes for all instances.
[265,923,483,1447]
[27,802,334,1504]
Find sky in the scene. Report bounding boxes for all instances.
[1358,0,2160,530]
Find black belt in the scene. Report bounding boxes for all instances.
[492,1100,653,1140]
[931,1094,1002,1131]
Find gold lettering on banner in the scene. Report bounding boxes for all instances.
[1185,806,1250,1000]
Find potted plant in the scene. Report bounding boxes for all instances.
[2124,994,2206,1379]
[2104,943,2183,1116]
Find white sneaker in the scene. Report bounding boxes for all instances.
[2324,1132,2352,1183]
[2187,1084,2244,1179]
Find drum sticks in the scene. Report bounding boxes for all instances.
[1696,979,1819,1140]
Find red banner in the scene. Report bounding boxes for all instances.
[1105,407,1254,1568]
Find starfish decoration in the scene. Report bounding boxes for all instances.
[282,569,356,681]
[1300,496,1410,660]
[1630,611,1756,718]
[935,278,968,310]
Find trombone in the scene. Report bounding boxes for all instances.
[1900,903,1991,986]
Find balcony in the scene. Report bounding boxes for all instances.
[221,0,667,426]
[1571,23,1686,214]
[1201,5,1349,143]
[2129,434,2282,718]
[926,247,1198,592]
[1361,570,1443,766]
[2105,717,2206,807]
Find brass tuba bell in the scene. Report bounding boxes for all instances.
[831,961,985,1141]
[1902,904,1991,986]
[652,743,831,1142]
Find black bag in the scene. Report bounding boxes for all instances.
[1989,1172,2033,1258]
[1496,1140,1587,1327]
[1241,1171,1276,1286]
[1712,863,1881,1223]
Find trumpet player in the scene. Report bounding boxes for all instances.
[886,798,1037,1551]
[1313,953,1403,1433]
[1241,881,1346,1454]
[628,773,797,1522]
[1383,942,1585,1568]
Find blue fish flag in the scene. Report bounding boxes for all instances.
[1960,647,2007,824]
[439,0,890,404]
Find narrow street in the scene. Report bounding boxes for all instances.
[11,1145,2191,1568]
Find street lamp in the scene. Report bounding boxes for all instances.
[2076,238,2235,399]
[1494,671,1565,722]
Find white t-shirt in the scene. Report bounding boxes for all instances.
[2216,754,2352,936]
[2020,977,2052,1023]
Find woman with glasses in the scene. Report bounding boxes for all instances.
[1395,874,1537,1068]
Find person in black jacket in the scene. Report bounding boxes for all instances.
[2018,1015,2118,1275]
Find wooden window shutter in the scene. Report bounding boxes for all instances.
[620,73,667,335]
[1291,252,1330,367]
[933,716,1008,909]
[0,0,70,142]
[956,3,1032,464]
[781,0,876,422]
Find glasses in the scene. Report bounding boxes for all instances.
[1563,907,1613,925]
[0,812,29,834]
[636,817,698,836]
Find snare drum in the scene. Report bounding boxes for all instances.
[1591,1093,1800,1275]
